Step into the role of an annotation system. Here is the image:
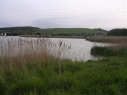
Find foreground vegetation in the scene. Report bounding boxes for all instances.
[0,37,127,95]
[1,56,127,95]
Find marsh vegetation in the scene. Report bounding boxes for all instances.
[86,36,127,56]
[0,36,127,95]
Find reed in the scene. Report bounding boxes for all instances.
[0,38,73,95]
[86,36,127,47]
[0,38,72,73]
[87,36,127,56]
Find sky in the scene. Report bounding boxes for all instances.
[0,0,127,30]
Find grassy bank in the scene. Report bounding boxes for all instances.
[20,35,85,39]
[1,37,127,95]
[1,55,127,95]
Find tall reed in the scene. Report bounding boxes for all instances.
[0,38,73,95]
[0,38,71,71]
[87,36,127,47]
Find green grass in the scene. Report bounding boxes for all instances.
[1,55,127,95]
[35,28,105,34]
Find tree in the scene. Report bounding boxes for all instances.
[107,29,127,36]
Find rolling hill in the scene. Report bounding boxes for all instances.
[0,26,107,36]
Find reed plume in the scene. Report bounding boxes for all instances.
[0,38,71,71]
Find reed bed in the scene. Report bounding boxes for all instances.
[87,36,127,56]
[86,36,127,47]
[86,36,127,48]
[0,38,73,95]
[0,38,71,71]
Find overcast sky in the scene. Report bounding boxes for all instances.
[0,0,127,30]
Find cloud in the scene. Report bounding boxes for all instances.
[32,16,76,28]
[32,13,127,30]
[0,0,127,30]
[0,20,18,27]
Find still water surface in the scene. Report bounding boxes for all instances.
[0,36,108,62]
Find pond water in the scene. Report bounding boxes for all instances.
[0,36,109,62]
[48,38,108,61]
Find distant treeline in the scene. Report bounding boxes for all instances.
[107,29,127,36]
[0,26,39,36]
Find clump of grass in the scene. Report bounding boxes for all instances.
[91,46,126,56]
[6,77,47,95]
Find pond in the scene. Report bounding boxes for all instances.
[0,36,109,62]
[48,38,108,61]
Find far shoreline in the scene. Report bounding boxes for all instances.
[20,35,85,39]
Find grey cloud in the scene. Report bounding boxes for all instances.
[0,0,126,30]
[0,20,17,28]
[32,16,79,28]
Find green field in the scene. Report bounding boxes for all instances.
[0,27,106,35]
[36,28,106,34]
